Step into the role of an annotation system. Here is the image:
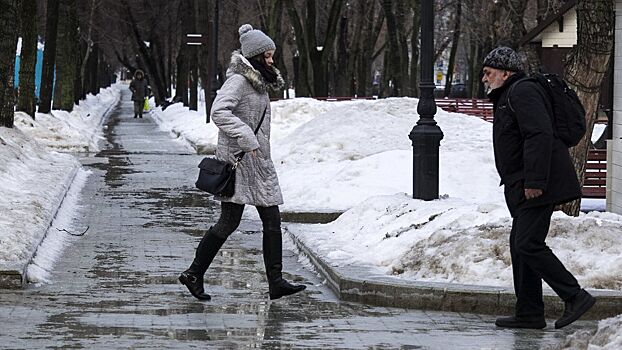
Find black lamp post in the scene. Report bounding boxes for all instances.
[409,0,443,200]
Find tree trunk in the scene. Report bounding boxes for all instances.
[285,0,343,97]
[382,0,402,97]
[262,0,287,98]
[39,0,59,114]
[560,0,614,216]
[409,0,420,97]
[334,15,349,96]
[285,1,312,97]
[444,0,462,97]
[189,64,198,110]
[17,0,37,117]
[0,0,18,128]
[54,0,79,111]
[88,44,99,95]
[79,0,97,100]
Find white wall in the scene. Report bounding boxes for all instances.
[608,1,622,213]
[541,9,577,48]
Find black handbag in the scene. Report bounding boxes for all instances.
[195,107,267,197]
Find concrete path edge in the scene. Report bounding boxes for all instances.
[0,166,79,289]
[286,226,622,320]
[0,90,120,289]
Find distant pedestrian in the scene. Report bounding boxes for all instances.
[483,46,595,330]
[179,24,306,301]
[129,69,149,118]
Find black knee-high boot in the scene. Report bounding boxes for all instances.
[179,229,227,300]
[263,229,306,300]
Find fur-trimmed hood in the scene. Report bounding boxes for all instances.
[226,50,285,93]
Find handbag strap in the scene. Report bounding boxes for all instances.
[253,106,267,134]
[234,105,268,163]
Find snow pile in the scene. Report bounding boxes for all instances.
[151,101,219,154]
[0,128,79,265]
[552,315,622,349]
[271,98,502,211]
[0,85,119,270]
[289,193,622,290]
[14,86,119,152]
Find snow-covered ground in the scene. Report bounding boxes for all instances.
[0,84,120,280]
[554,315,622,349]
[150,97,619,290]
[2,85,618,346]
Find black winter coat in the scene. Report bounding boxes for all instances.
[488,72,581,217]
[129,78,149,101]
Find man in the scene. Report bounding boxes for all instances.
[482,46,595,329]
[129,69,149,118]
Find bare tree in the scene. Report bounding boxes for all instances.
[39,0,60,114]
[53,0,79,111]
[561,0,614,216]
[285,0,344,97]
[443,0,462,97]
[0,0,18,127]
[17,0,38,118]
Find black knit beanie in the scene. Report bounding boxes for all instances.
[483,47,524,72]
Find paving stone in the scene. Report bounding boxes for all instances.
[0,91,588,349]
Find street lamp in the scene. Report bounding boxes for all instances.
[409,0,444,200]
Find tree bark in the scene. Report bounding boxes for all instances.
[0,0,18,127]
[382,0,402,97]
[560,0,614,216]
[443,0,462,97]
[409,0,420,97]
[54,0,79,111]
[79,0,97,100]
[16,0,37,118]
[285,0,343,97]
[285,1,312,97]
[38,0,59,114]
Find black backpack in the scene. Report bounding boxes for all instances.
[508,73,586,147]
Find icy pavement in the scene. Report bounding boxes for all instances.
[0,91,586,349]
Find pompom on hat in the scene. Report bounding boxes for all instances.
[238,24,276,58]
[483,46,524,72]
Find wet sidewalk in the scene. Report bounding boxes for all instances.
[0,91,586,349]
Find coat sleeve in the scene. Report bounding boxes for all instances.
[210,75,260,152]
[509,81,553,191]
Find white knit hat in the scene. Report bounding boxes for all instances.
[238,24,276,58]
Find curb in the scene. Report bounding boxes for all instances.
[286,226,622,320]
[0,91,120,289]
[0,165,79,288]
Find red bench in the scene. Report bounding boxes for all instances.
[582,149,607,198]
[435,98,494,122]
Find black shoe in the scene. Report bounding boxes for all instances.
[269,279,307,300]
[555,289,596,329]
[495,316,546,329]
[133,115,137,118]
[178,272,211,300]
[139,115,143,118]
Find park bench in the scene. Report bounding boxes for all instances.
[583,149,607,198]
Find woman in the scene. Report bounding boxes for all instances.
[179,24,306,301]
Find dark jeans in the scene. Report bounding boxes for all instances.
[210,201,281,239]
[510,204,581,317]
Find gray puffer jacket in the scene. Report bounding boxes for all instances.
[211,50,285,207]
